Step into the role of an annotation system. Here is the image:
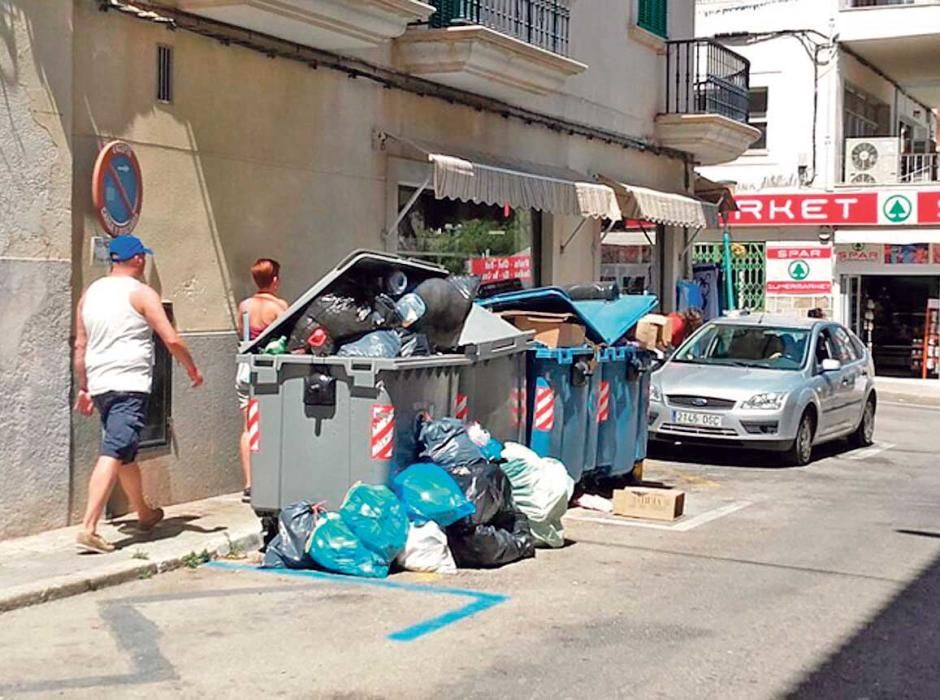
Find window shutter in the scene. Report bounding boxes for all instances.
[638,0,668,39]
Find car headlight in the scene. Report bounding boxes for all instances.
[649,384,663,402]
[742,392,787,410]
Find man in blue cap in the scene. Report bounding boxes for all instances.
[73,234,204,553]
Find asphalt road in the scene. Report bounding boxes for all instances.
[2,401,940,699]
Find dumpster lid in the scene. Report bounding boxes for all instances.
[242,250,450,353]
[458,304,531,358]
[479,288,657,345]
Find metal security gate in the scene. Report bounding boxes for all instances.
[693,242,766,310]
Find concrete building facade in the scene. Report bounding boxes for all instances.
[0,0,755,538]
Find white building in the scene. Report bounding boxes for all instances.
[697,0,940,379]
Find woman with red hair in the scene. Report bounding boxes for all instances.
[236,258,288,502]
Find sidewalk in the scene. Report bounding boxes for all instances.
[875,377,940,407]
[0,493,262,614]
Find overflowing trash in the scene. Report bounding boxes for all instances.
[396,521,457,574]
[391,463,475,528]
[261,501,320,570]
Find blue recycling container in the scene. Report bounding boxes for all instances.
[527,345,595,482]
[591,346,640,477]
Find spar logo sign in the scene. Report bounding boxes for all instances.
[787,259,810,281]
[882,194,913,224]
[766,242,833,295]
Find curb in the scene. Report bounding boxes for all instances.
[878,391,940,408]
[0,529,262,615]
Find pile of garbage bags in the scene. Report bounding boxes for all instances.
[264,274,480,359]
[262,417,575,577]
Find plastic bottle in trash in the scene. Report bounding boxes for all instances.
[395,293,427,328]
[263,336,288,355]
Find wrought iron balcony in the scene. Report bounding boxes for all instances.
[665,39,751,124]
[425,0,571,56]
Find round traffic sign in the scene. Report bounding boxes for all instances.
[92,141,143,236]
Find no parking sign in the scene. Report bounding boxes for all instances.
[92,140,143,236]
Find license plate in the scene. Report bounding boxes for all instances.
[672,410,723,428]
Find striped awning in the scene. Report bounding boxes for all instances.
[599,175,719,229]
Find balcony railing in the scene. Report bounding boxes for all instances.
[425,0,571,56]
[665,39,751,124]
[901,153,940,183]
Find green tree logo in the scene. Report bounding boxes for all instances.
[788,259,810,281]
[883,195,913,223]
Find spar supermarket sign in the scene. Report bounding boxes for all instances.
[728,191,940,226]
[766,242,832,295]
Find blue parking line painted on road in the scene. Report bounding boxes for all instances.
[207,561,509,642]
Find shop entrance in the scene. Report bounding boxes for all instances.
[844,275,940,377]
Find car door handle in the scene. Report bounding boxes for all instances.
[841,378,851,387]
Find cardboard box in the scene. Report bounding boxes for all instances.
[634,314,673,350]
[500,311,587,348]
[613,486,685,521]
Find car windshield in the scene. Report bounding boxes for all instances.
[673,323,810,371]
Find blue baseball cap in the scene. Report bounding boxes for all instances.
[109,235,153,263]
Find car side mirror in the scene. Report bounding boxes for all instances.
[821,358,842,373]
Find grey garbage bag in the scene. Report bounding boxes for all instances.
[337,330,402,358]
[413,276,480,351]
[261,502,318,569]
[417,417,484,472]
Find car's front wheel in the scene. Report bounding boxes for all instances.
[786,411,816,467]
[850,396,876,448]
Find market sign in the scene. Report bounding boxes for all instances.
[766,242,832,294]
[729,191,940,227]
[836,243,881,263]
[467,254,532,283]
[92,140,143,236]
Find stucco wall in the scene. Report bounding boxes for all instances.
[0,1,74,538]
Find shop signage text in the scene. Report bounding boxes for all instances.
[467,254,532,283]
[729,191,940,227]
[766,242,832,295]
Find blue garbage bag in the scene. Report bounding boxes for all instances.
[338,484,408,562]
[308,513,388,578]
[391,463,476,527]
[336,330,402,358]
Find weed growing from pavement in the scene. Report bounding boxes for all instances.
[131,550,149,560]
[223,535,246,560]
[138,568,154,580]
[182,550,212,569]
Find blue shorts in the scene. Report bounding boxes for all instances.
[93,392,149,464]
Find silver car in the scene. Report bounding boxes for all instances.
[649,315,876,465]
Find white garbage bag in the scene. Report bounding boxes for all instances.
[395,521,457,574]
[500,442,575,549]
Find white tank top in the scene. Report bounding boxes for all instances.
[82,276,154,396]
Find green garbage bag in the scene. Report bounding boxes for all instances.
[308,513,388,578]
[500,442,575,549]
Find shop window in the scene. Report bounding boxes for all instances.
[157,45,173,103]
[140,302,173,448]
[747,87,769,151]
[637,0,668,39]
[396,187,540,286]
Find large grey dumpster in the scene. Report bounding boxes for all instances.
[239,250,525,514]
[246,353,466,513]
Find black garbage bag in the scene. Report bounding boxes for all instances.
[261,502,318,569]
[446,460,514,526]
[397,329,432,357]
[563,281,620,301]
[414,276,480,351]
[287,316,334,355]
[298,289,401,343]
[446,508,536,568]
[417,417,484,472]
[337,330,402,358]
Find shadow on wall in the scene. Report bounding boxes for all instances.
[785,540,940,698]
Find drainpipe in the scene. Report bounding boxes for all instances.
[722,216,736,311]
